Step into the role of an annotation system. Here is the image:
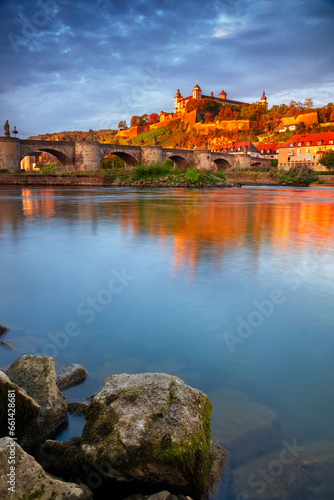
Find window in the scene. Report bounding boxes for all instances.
[329,140,334,145]
[290,143,294,147]
[308,156,311,161]
[305,148,310,154]
[288,149,293,155]
[297,148,301,155]
[313,155,316,161]
[317,140,322,145]
[298,142,302,146]
[299,156,303,161]
[288,157,290,162]
[306,142,311,146]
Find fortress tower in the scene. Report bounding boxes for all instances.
[174,88,183,112]
[261,89,268,108]
[192,82,202,100]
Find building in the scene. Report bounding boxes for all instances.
[225,141,261,157]
[258,143,279,159]
[278,132,334,170]
[160,83,268,122]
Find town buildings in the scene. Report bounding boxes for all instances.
[278,132,334,170]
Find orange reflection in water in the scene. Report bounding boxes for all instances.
[22,188,55,218]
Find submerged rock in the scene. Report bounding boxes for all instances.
[211,389,282,466]
[39,373,227,499]
[232,440,334,500]
[0,371,40,440]
[0,324,8,336]
[0,437,92,499]
[57,363,88,390]
[7,355,68,446]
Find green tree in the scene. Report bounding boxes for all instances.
[319,150,334,171]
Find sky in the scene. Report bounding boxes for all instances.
[0,0,334,138]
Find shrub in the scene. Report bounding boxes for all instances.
[213,171,226,181]
[277,164,318,186]
[318,150,334,171]
[270,159,278,168]
[185,166,199,184]
[131,162,174,180]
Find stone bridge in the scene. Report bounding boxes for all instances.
[0,137,271,172]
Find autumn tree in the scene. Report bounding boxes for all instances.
[148,113,160,125]
[118,120,127,129]
[130,115,141,127]
[204,112,212,123]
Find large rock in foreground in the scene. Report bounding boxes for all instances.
[0,371,40,440]
[0,437,92,499]
[7,355,68,446]
[232,440,334,500]
[39,373,227,499]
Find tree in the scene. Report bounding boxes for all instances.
[130,115,141,127]
[304,98,314,109]
[139,114,149,126]
[204,112,212,123]
[319,150,334,171]
[148,113,160,125]
[118,120,127,129]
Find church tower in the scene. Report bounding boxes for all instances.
[261,89,268,108]
[174,88,183,112]
[192,82,202,100]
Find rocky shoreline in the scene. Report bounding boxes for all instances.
[0,353,226,500]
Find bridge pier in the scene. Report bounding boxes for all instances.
[192,150,212,170]
[74,141,101,171]
[0,137,21,172]
[140,146,163,165]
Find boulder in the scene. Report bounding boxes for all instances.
[38,373,227,499]
[57,363,88,390]
[68,401,89,415]
[0,324,8,336]
[0,371,41,440]
[0,437,92,499]
[7,355,68,446]
[211,389,282,466]
[232,440,334,500]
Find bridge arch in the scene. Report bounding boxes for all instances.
[103,152,137,169]
[20,148,74,169]
[166,154,191,171]
[212,157,232,171]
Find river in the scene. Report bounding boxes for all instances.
[0,185,333,498]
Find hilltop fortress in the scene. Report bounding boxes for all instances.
[160,82,268,122]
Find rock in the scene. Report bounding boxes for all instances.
[0,371,40,440]
[122,492,193,500]
[0,340,12,349]
[232,440,334,500]
[7,355,68,446]
[0,437,93,499]
[0,324,8,336]
[57,363,88,390]
[211,389,282,466]
[38,373,227,500]
[68,401,89,415]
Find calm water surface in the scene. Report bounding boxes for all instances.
[0,185,333,498]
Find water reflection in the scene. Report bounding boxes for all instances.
[0,187,333,266]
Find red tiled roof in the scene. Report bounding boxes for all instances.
[232,141,260,153]
[279,132,334,148]
[258,143,279,152]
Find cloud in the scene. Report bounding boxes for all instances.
[0,0,333,137]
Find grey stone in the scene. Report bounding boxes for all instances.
[68,401,89,415]
[211,388,282,466]
[38,373,227,500]
[0,324,8,336]
[0,371,40,440]
[0,437,93,499]
[7,355,68,446]
[232,440,334,500]
[56,363,88,390]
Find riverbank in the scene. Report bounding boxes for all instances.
[0,171,332,187]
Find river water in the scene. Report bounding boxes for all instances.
[0,185,333,498]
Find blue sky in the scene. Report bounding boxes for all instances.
[0,0,334,138]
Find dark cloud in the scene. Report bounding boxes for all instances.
[0,0,333,137]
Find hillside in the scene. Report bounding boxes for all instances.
[28,100,334,152]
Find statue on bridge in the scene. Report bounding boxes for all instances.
[4,120,10,137]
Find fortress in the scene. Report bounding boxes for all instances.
[160,82,268,122]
